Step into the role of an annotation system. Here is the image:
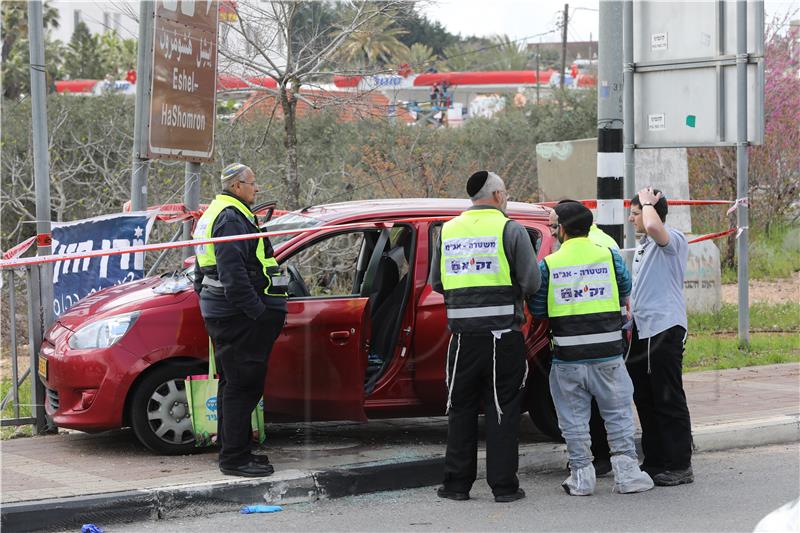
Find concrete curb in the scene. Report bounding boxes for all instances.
[2,416,797,532]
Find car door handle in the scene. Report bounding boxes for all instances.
[330,330,352,343]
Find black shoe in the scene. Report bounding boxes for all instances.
[437,486,470,501]
[653,467,694,486]
[495,488,526,503]
[640,464,666,478]
[251,454,271,466]
[594,458,612,476]
[220,461,275,478]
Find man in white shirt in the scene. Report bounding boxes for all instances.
[627,187,693,487]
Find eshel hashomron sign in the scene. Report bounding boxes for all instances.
[148,0,219,162]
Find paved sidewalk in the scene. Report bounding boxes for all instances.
[2,364,798,531]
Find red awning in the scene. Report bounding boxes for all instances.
[413,70,555,87]
[55,80,98,94]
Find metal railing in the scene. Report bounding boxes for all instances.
[1,265,49,433]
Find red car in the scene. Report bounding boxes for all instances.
[39,199,560,454]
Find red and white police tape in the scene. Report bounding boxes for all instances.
[0,198,749,269]
[0,221,392,270]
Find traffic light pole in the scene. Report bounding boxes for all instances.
[597,0,625,247]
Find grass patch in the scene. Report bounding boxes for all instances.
[684,332,800,372]
[0,377,34,440]
[721,225,800,283]
[689,303,800,333]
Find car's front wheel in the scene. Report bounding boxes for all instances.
[527,356,564,442]
[130,361,201,454]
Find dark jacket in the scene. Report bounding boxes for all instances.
[196,192,287,319]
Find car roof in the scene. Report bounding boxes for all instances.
[291,198,550,224]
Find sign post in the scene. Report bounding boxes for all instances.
[131,1,155,211]
[147,0,219,161]
[627,0,764,346]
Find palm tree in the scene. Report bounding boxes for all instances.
[335,14,409,67]
[441,39,492,72]
[2,1,62,99]
[486,35,531,70]
[391,43,438,72]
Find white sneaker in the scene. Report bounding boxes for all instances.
[561,464,596,496]
[611,455,654,494]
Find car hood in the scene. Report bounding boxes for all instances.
[56,276,192,331]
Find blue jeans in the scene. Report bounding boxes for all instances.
[549,357,638,470]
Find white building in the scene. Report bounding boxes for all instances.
[51,1,139,42]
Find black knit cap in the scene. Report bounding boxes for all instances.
[554,201,593,237]
[466,171,489,197]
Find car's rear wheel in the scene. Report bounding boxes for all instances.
[130,362,200,454]
[527,356,564,442]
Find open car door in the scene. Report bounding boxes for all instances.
[264,227,390,422]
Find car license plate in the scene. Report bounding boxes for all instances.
[38,356,47,380]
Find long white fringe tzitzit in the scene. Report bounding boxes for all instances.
[520,359,529,390]
[492,335,503,424]
[445,333,461,414]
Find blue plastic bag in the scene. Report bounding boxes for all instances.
[240,505,283,514]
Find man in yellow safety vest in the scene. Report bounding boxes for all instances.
[193,163,288,478]
[530,201,653,496]
[430,171,541,503]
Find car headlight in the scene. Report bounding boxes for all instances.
[67,312,140,350]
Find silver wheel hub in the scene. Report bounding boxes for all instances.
[146,378,194,445]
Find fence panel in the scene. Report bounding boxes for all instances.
[1,266,49,432]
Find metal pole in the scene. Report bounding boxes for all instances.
[536,42,541,105]
[597,0,625,247]
[148,226,184,276]
[623,0,636,260]
[183,162,201,259]
[26,266,48,433]
[736,0,750,347]
[8,271,20,419]
[131,1,154,211]
[27,0,54,330]
[560,3,569,90]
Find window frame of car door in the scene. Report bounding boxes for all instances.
[277,227,390,300]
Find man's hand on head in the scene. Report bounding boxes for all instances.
[637,187,669,246]
[638,187,662,206]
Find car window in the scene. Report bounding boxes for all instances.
[429,223,442,280]
[263,212,323,248]
[388,226,412,280]
[285,231,372,297]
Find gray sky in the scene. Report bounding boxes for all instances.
[421,0,800,44]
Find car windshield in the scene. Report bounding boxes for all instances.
[263,212,324,247]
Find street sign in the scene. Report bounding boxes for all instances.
[634,62,764,146]
[634,1,764,63]
[147,0,219,162]
[632,0,764,147]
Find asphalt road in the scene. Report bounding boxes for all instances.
[110,443,799,532]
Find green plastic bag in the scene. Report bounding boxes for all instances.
[185,339,266,448]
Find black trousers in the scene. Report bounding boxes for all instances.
[443,331,526,497]
[627,324,693,471]
[203,309,285,469]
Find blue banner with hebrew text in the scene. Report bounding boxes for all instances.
[51,212,155,317]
